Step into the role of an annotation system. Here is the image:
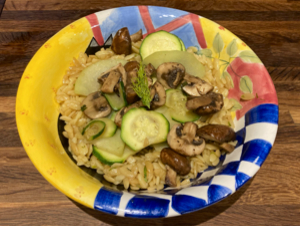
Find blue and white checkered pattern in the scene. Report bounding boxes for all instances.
[94,104,278,217]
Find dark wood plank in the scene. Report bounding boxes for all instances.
[0,55,32,82]
[268,67,300,82]
[0,82,19,96]
[2,10,300,21]
[0,113,17,129]
[278,110,294,126]
[0,130,22,147]
[3,0,300,11]
[0,20,73,32]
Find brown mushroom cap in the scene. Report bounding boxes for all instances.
[186,92,224,115]
[196,124,236,144]
[161,148,191,176]
[182,73,213,96]
[167,122,205,156]
[165,165,177,187]
[130,29,143,42]
[81,91,111,119]
[111,27,132,56]
[157,62,185,89]
[150,82,166,110]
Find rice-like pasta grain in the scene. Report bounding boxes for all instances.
[123,178,130,189]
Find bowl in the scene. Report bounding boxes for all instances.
[16,6,278,218]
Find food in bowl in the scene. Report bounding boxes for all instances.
[55,27,238,191]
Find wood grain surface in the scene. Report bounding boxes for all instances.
[1,0,300,225]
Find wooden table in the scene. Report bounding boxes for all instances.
[1,0,300,225]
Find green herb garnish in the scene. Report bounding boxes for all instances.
[144,166,148,182]
[132,63,151,109]
[81,105,87,112]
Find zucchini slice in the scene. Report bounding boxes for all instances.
[92,118,117,139]
[140,30,182,60]
[121,108,170,151]
[104,81,127,111]
[93,145,135,166]
[179,39,186,51]
[93,129,125,157]
[166,89,199,123]
[154,106,179,129]
[82,120,105,140]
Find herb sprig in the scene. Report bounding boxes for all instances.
[132,63,151,109]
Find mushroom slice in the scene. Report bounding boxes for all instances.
[182,73,213,96]
[196,124,236,144]
[98,64,120,85]
[186,92,224,115]
[99,64,127,94]
[145,63,156,77]
[161,148,191,176]
[219,143,235,153]
[165,165,177,187]
[124,61,139,73]
[100,69,121,94]
[167,122,205,157]
[118,64,127,87]
[81,91,111,119]
[114,101,144,127]
[157,62,185,89]
[124,61,140,104]
[130,29,143,42]
[150,82,166,110]
[111,27,132,56]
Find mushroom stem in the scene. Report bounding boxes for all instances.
[165,165,177,187]
[130,29,143,42]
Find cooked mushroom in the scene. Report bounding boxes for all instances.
[182,73,213,96]
[167,122,205,156]
[81,91,111,119]
[196,124,236,144]
[98,64,120,85]
[150,82,166,110]
[157,62,185,89]
[186,92,224,115]
[114,101,144,127]
[111,27,131,56]
[118,64,127,87]
[124,61,140,104]
[161,148,191,176]
[100,69,121,94]
[130,29,143,42]
[99,64,127,94]
[165,165,177,187]
[124,61,139,73]
[145,63,156,77]
[219,143,235,153]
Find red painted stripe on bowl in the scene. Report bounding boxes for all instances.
[138,6,155,36]
[86,14,104,45]
[154,14,190,33]
[190,14,207,49]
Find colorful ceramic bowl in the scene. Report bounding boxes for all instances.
[16,6,278,218]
